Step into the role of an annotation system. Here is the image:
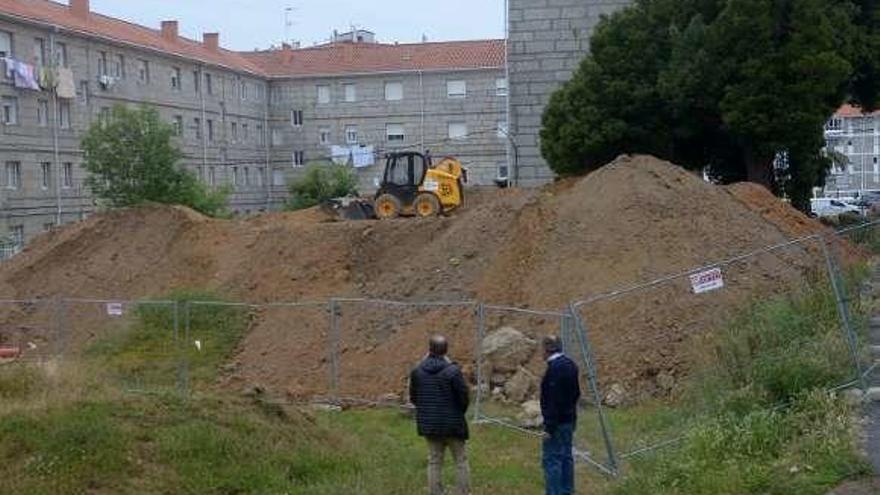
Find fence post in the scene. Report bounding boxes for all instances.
[569,304,620,476]
[179,301,191,399]
[328,299,339,404]
[472,302,486,423]
[820,236,867,390]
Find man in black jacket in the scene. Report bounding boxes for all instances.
[410,335,470,495]
[540,335,581,495]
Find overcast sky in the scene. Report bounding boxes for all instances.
[87,0,506,51]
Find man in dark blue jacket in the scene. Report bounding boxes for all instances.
[410,335,470,495]
[540,335,581,495]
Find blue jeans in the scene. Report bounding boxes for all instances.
[542,422,575,495]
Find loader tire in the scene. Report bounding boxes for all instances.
[375,194,402,220]
[414,193,441,218]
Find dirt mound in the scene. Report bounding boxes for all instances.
[0,155,840,400]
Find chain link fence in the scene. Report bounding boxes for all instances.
[0,221,877,478]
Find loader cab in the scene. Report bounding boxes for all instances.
[377,152,428,204]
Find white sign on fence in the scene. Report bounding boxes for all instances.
[689,268,724,294]
[106,302,124,317]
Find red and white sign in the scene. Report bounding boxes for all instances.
[689,268,724,294]
[106,302,124,317]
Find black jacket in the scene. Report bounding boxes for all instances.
[540,354,581,431]
[410,356,470,440]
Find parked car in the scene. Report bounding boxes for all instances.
[810,198,861,218]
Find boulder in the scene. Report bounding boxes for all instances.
[504,366,539,403]
[656,372,675,393]
[604,383,627,408]
[518,400,543,429]
[482,326,538,375]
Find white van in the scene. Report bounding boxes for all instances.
[810,198,861,218]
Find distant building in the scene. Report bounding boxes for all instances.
[0,0,506,250]
[823,105,880,197]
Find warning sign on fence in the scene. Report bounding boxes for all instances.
[106,302,124,317]
[689,268,724,294]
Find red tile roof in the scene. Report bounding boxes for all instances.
[835,104,880,118]
[243,40,507,78]
[0,0,505,78]
[0,0,266,75]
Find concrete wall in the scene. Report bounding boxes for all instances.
[507,0,632,185]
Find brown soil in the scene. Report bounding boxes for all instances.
[0,155,842,401]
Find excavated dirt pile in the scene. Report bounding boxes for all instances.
[0,155,839,401]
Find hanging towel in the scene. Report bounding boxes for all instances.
[353,145,375,168]
[331,145,352,166]
[56,67,76,99]
[38,66,57,91]
[11,59,40,91]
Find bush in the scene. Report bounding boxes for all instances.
[82,105,229,218]
[286,164,358,211]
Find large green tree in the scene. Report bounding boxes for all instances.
[541,0,880,211]
[82,105,229,217]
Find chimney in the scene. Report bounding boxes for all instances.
[161,21,179,42]
[203,33,220,51]
[69,0,89,19]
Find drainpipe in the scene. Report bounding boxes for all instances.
[264,83,271,210]
[199,65,208,177]
[419,70,425,152]
[49,29,62,226]
[504,0,515,186]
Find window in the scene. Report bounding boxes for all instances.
[319,127,331,145]
[62,163,73,189]
[291,109,303,127]
[317,85,331,104]
[33,38,46,66]
[137,59,149,83]
[344,83,357,103]
[37,100,48,127]
[447,80,467,98]
[0,31,11,58]
[448,122,468,140]
[171,67,181,90]
[207,120,214,142]
[257,124,265,146]
[97,51,108,76]
[5,162,20,190]
[257,168,265,187]
[43,223,54,233]
[273,170,285,187]
[57,101,71,129]
[54,42,67,67]
[193,70,201,93]
[345,125,358,144]
[240,80,248,101]
[242,123,249,141]
[194,117,202,139]
[40,162,50,190]
[293,151,305,167]
[209,166,216,186]
[99,107,110,126]
[10,226,23,247]
[113,54,125,78]
[497,121,509,139]
[496,78,508,96]
[244,167,250,186]
[272,129,282,146]
[2,97,18,125]
[232,166,239,186]
[386,123,405,143]
[385,81,403,101]
[205,73,213,95]
[497,163,509,181]
[231,122,238,142]
[78,80,89,105]
[173,115,183,137]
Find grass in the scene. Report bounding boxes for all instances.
[0,278,873,494]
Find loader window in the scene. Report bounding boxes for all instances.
[386,154,426,187]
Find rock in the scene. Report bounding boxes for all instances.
[604,383,627,408]
[656,372,675,393]
[490,373,507,387]
[241,384,265,398]
[842,388,865,406]
[492,386,504,398]
[504,366,538,403]
[481,327,538,375]
[310,403,342,413]
[379,393,402,404]
[518,400,543,429]
[866,387,880,402]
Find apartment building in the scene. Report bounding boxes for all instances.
[0,0,507,250]
[507,0,632,185]
[823,105,880,197]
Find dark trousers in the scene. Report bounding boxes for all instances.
[542,422,575,495]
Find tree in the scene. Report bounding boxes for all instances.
[286,163,359,211]
[82,105,229,217]
[541,0,880,211]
